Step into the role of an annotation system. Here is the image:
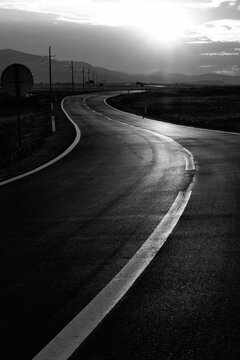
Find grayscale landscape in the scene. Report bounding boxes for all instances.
[0,1,240,360]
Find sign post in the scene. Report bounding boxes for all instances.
[1,63,33,150]
[50,101,56,133]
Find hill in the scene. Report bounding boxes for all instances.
[0,49,239,85]
[0,49,131,85]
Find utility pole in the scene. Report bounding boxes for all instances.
[71,61,74,91]
[82,66,85,89]
[48,46,55,96]
[14,64,22,150]
[47,46,56,133]
[87,68,90,87]
[49,46,52,94]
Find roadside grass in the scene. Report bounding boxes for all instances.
[0,93,75,181]
[107,85,240,133]
[0,85,140,182]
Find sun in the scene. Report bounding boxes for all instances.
[141,5,190,45]
[133,2,191,46]
[94,1,191,46]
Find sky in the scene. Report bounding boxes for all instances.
[0,0,239,75]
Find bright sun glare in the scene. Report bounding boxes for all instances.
[140,5,191,45]
[94,1,191,46]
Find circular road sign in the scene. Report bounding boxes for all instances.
[1,63,34,97]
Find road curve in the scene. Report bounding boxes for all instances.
[72,92,240,360]
[0,92,193,360]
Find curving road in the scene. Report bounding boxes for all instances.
[1,92,240,360]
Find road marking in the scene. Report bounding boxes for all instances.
[33,187,192,360]
[104,96,240,137]
[101,98,196,172]
[0,97,81,187]
[32,96,195,360]
[184,153,195,171]
[85,95,196,172]
[86,95,195,172]
[103,96,198,171]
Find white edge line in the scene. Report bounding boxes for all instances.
[104,96,197,171]
[0,97,81,187]
[104,96,240,137]
[87,94,195,172]
[32,95,196,360]
[86,95,195,171]
[102,97,196,172]
[32,188,192,360]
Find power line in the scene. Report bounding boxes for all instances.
[47,46,55,96]
[82,66,85,89]
[45,46,56,134]
[88,68,90,87]
[71,61,74,90]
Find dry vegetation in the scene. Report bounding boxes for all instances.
[0,92,75,181]
[1,85,239,181]
[108,85,240,133]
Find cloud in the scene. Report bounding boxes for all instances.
[0,3,239,76]
[0,0,238,22]
[187,19,240,42]
[215,66,240,75]
[201,51,239,55]
[0,0,237,48]
[0,0,239,46]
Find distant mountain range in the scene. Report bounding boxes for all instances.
[0,49,239,86]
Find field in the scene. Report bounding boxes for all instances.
[0,84,139,182]
[1,85,239,181]
[0,92,75,181]
[108,85,240,133]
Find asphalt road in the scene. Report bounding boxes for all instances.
[1,91,240,360]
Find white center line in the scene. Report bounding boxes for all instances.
[32,188,193,360]
[32,95,195,360]
[0,97,81,187]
